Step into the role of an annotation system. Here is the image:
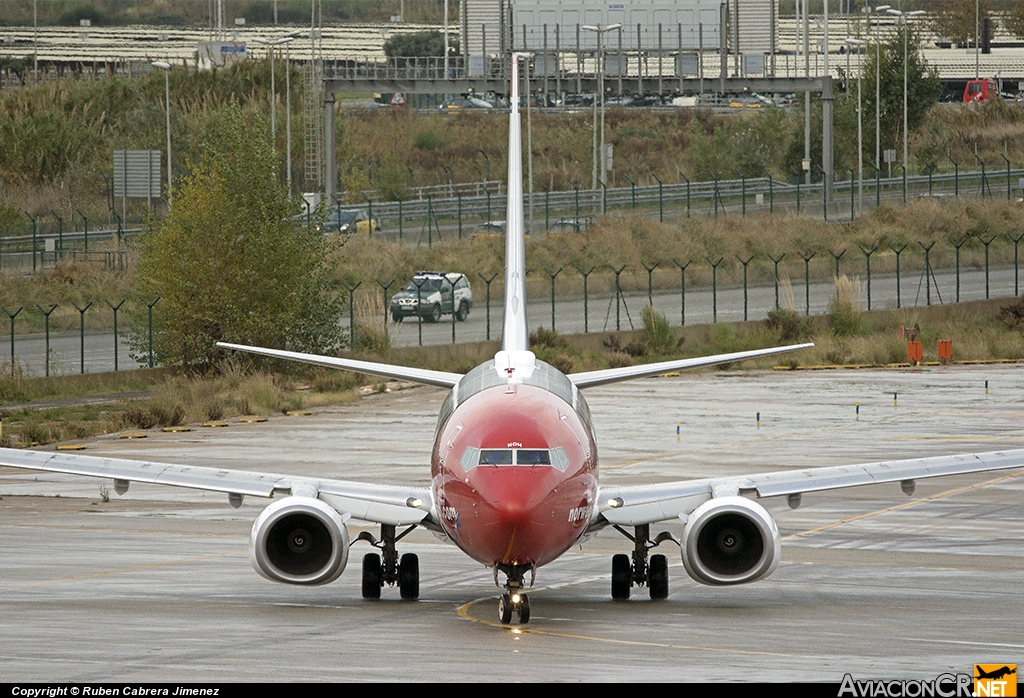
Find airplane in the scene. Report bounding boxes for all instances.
[3,55,1024,626]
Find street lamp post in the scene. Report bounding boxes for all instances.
[846,38,864,215]
[253,34,298,191]
[252,35,296,142]
[151,61,172,205]
[887,9,925,172]
[582,23,621,191]
[872,6,890,177]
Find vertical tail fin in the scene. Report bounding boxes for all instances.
[501,54,529,353]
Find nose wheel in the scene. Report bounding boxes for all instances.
[495,562,534,625]
[498,592,530,624]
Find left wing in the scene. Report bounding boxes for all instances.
[0,447,432,527]
[594,448,1024,527]
[216,342,462,389]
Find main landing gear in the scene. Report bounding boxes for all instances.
[355,523,420,600]
[611,524,677,600]
[495,563,534,625]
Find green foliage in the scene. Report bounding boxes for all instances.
[930,0,996,45]
[412,130,443,151]
[133,103,343,370]
[1008,3,1024,39]
[860,28,942,165]
[58,3,108,26]
[827,275,863,337]
[383,31,459,58]
[765,308,810,343]
[641,304,676,353]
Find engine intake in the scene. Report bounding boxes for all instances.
[681,496,780,586]
[250,496,349,585]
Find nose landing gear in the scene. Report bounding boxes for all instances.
[495,562,534,625]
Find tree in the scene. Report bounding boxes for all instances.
[1006,2,1024,40]
[860,27,942,168]
[930,0,995,45]
[383,31,459,58]
[133,103,343,370]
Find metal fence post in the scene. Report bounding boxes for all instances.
[25,212,37,273]
[918,241,936,306]
[71,302,92,374]
[736,254,754,321]
[478,272,498,340]
[798,251,816,315]
[641,261,659,306]
[105,300,125,371]
[341,282,361,349]
[949,236,968,302]
[858,245,877,310]
[672,258,690,325]
[1009,231,1024,296]
[574,266,595,333]
[705,257,724,322]
[978,235,996,299]
[3,307,22,378]
[767,253,785,309]
[142,297,160,368]
[544,267,562,331]
[35,304,57,377]
[889,244,907,308]
[829,248,846,278]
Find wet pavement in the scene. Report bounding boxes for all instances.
[1,363,1022,681]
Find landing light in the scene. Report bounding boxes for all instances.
[511,593,522,604]
[406,497,422,508]
[607,497,624,508]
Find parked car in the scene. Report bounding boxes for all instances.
[439,96,493,111]
[548,216,591,234]
[389,271,473,323]
[319,209,380,235]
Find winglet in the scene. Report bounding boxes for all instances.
[501,53,529,353]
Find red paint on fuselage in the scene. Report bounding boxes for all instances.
[431,383,598,569]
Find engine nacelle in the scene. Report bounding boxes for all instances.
[681,496,780,586]
[250,496,349,585]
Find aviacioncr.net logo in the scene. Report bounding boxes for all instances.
[838,673,974,697]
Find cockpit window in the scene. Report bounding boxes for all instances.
[516,449,550,465]
[479,449,513,465]
[461,447,570,471]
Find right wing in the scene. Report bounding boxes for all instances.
[593,448,1024,527]
[217,342,462,389]
[568,343,813,388]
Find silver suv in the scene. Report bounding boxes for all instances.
[390,271,473,323]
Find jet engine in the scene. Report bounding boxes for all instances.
[250,496,349,585]
[681,496,780,585]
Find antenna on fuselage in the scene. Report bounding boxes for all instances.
[500,53,529,354]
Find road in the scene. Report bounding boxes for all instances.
[1,264,1019,374]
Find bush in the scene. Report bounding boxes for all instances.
[828,275,863,337]
[642,303,676,352]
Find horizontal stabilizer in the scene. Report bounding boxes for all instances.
[217,342,462,389]
[568,343,814,388]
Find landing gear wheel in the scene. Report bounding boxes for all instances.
[398,553,419,600]
[611,553,631,600]
[427,304,442,323]
[362,553,382,599]
[649,554,669,600]
[455,300,470,321]
[518,594,530,624]
[498,593,514,624]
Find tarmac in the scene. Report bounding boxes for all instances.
[1,363,1022,682]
